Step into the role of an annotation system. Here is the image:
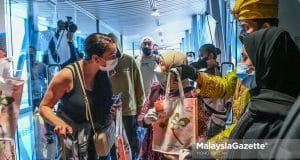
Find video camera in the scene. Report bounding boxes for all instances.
[57,16,77,33]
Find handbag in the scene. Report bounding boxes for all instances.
[73,62,115,157]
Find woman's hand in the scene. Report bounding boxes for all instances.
[179,148,192,160]
[54,123,73,139]
[143,108,159,125]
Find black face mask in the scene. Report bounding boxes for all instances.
[239,29,248,44]
[201,57,208,61]
[142,48,152,56]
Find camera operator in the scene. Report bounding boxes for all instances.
[47,17,79,69]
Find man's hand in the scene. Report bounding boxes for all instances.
[175,64,198,81]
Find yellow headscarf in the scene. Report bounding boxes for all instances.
[233,0,278,20]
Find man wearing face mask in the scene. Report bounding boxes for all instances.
[107,33,145,160]
[29,46,54,143]
[135,36,160,97]
[29,46,47,113]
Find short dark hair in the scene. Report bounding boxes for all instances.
[84,33,113,60]
[253,18,279,28]
[200,44,220,59]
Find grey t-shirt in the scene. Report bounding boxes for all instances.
[135,55,158,97]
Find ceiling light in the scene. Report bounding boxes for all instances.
[151,9,160,17]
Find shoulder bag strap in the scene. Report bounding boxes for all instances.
[73,61,96,134]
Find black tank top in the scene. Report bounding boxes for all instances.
[60,62,113,124]
[59,62,93,123]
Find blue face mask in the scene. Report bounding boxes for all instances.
[237,63,256,88]
[142,48,152,56]
[236,63,249,79]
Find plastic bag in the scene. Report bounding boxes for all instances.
[115,108,132,160]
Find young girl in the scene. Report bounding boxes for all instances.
[137,51,207,160]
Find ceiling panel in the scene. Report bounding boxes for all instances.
[70,0,207,47]
[12,0,207,49]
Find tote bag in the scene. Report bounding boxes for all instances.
[152,69,198,155]
[0,76,24,160]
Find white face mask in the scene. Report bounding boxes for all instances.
[99,58,118,71]
[187,57,194,63]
